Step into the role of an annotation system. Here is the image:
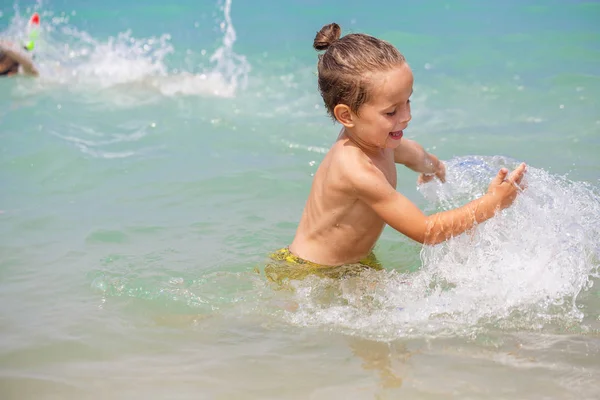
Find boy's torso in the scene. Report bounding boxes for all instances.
[289,137,397,266]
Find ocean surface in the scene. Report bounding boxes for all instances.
[1,0,599,398]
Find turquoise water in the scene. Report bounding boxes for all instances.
[1,0,599,398]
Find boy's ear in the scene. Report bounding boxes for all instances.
[333,104,355,128]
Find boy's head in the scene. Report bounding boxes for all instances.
[313,23,406,121]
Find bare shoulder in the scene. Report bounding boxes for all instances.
[329,139,374,175]
[328,140,392,197]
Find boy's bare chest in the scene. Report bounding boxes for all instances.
[372,155,397,188]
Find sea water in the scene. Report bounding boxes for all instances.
[1,0,599,398]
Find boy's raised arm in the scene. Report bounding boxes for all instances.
[394,138,445,183]
[349,160,527,245]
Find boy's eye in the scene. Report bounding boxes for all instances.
[386,110,396,117]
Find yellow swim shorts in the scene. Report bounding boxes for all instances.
[264,247,383,285]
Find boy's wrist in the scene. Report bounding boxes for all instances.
[475,193,499,222]
[423,154,438,174]
[422,154,446,182]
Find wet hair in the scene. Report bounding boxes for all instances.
[313,23,406,119]
[0,53,18,76]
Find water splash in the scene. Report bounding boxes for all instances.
[284,156,600,339]
[1,0,250,97]
[158,0,250,97]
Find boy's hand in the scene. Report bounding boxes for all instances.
[485,163,527,210]
[417,158,446,184]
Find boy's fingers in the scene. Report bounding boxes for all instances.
[508,163,526,184]
[492,168,509,186]
[506,163,527,192]
[418,173,435,185]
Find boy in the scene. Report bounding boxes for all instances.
[266,23,526,282]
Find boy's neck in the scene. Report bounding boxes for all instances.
[340,128,387,158]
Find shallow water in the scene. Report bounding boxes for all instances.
[1,0,599,398]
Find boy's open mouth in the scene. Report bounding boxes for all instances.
[389,130,403,140]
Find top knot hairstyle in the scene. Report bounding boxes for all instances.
[313,23,406,119]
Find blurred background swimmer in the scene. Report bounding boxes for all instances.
[0,12,40,77]
[0,40,39,76]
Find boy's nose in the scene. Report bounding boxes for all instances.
[400,111,411,125]
[401,103,412,124]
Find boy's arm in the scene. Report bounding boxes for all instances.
[394,138,445,183]
[349,159,526,244]
[0,42,39,76]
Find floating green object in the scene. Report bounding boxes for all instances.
[24,12,40,52]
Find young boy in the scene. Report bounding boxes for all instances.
[266,23,526,282]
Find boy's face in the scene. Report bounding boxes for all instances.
[340,63,414,151]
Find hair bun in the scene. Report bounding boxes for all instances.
[313,23,341,51]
